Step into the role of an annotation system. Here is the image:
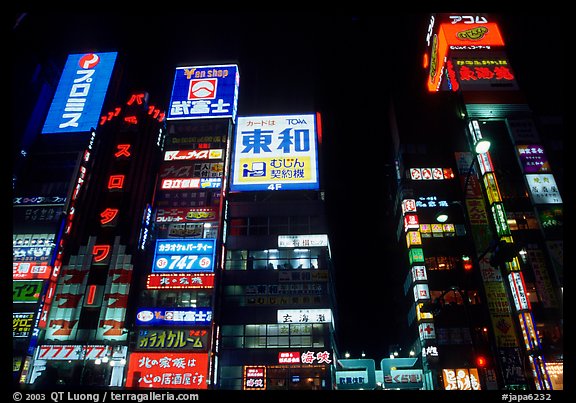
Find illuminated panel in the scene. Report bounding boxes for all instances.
[442,368,481,390]
[406,231,422,247]
[428,23,504,92]
[277,309,332,324]
[278,352,301,364]
[402,199,417,215]
[167,64,239,121]
[126,352,209,389]
[518,312,540,351]
[278,234,328,248]
[13,312,35,337]
[409,168,453,180]
[230,114,319,192]
[135,308,212,326]
[525,174,562,204]
[146,273,215,289]
[413,283,430,302]
[508,272,531,311]
[243,366,266,390]
[409,248,425,265]
[35,345,111,360]
[442,22,504,49]
[483,173,502,205]
[13,262,51,280]
[516,145,550,173]
[152,239,216,273]
[160,177,221,190]
[404,214,420,232]
[452,58,517,91]
[42,52,117,134]
[136,328,210,351]
[411,265,428,282]
[155,207,218,223]
[164,149,223,161]
[491,203,511,237]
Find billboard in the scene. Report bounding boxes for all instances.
[13,280,43,303]
[428,23,505,92]
[167,64,239,121]
[42,52,117,134]
[136,308,213,326]
[126,352,209,389]
[136,328,210,351]
[230,114,320,191]
[152,239,216,273]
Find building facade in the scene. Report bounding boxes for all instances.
[388,13,563,391]
[13,51,167,387]
[216,113,339,390]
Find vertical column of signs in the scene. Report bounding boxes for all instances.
[401,199,439,370]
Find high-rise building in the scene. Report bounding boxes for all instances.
[216,113,339,390]
[127,64,239,390]
[13,51,166,387]
[387,13,563,390]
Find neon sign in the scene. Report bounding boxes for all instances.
[42,52,117,134]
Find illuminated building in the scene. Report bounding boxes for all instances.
[13,51,166,387]
[216,113,339,390]
[388,13,563,390]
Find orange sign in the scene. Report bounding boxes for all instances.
[428,22,505,92]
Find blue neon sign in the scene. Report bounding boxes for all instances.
[152,238,216,273]
[42,52,117,134]
[167,64,239,121]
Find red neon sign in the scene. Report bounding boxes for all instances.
[127,93,145,106]
[107,175,125,190]
[114,144,131,158]
[100,208,119,225]
[92,245,110,263]
[126,352,209,389]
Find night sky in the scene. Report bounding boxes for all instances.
[11,12,562,360]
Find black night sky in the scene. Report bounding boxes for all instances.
[11,12,563,361]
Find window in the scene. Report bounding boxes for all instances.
[221,324,324,349]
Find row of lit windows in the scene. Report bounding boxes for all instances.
[229,216,322,236]
[221,324,325,349]
[226,248,326,271]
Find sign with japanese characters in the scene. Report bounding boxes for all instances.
[243,366,266,390]
[525,174,562,204]
[126,352,209,389]
[442,368,481,390]
[451,58,517,91]
[152,239,216,273]
[164,149,223,161]
[42,52,117,134]
[136,328,210,351]
[278,350,332,365]
[136,308,213,326]
[230,114,320,191]
[146,273,215,289]
[278,234,328,248]
[155,207,218,223]
[517,145,551,173]
[508,272,530,311]
[13,280,43,303]
[13,262,52,280]
[277,309,332,324]
[13,312,35,337]
[167,64,239,121]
